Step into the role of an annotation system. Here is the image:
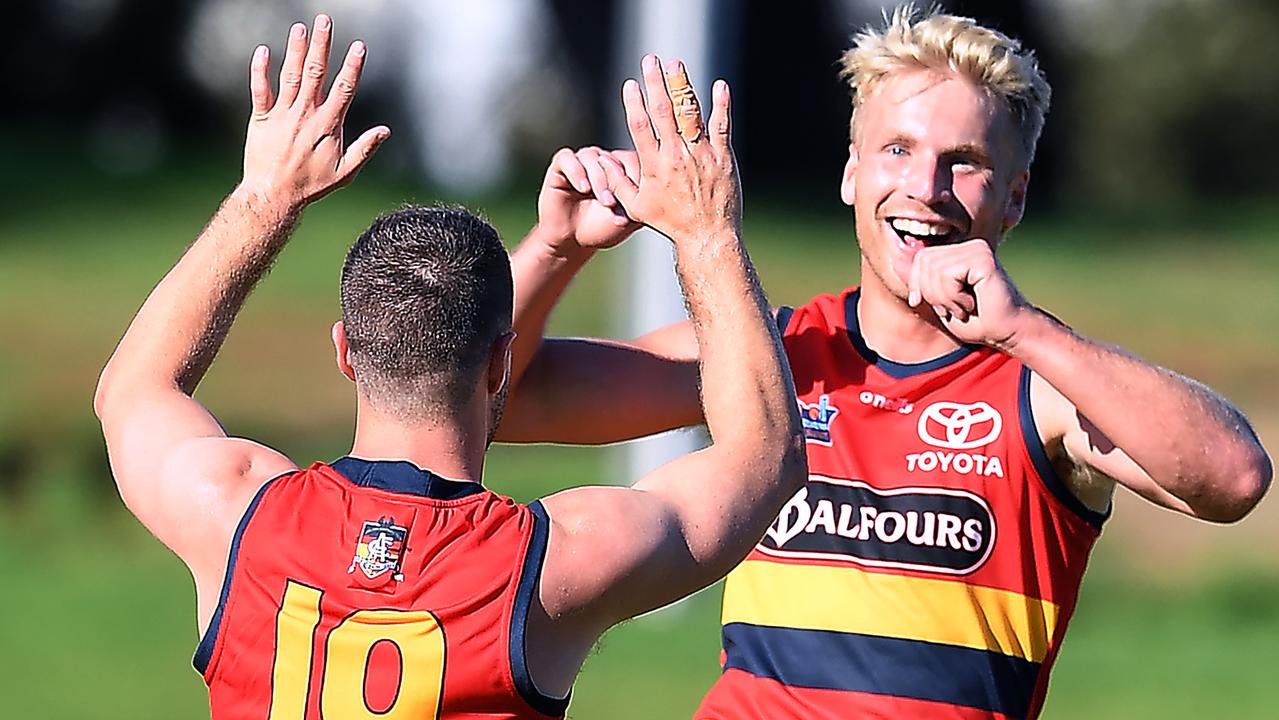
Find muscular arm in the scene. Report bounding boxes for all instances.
[528,62,805,692]
[1018,312,1271,523]
[506,146,639,392]
[93,16,387,625]
[499,324,703,443]
[908,238,1270,523]
[94,189,301,560]
[499,146,705,444]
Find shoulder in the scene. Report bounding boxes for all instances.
[777,286,858,337]
[160,438,298,579]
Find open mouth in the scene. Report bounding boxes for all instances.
[887,217,963,249]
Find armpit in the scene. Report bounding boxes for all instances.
[1052,424,1117,515]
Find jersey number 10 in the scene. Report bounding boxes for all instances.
[269,579,445,719]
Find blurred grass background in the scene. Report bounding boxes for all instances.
[1,136,1276,718]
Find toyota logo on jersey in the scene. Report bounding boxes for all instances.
[918,401,1002,450]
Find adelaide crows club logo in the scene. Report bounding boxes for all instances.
[799,394,839,445]
[348,516,407,589]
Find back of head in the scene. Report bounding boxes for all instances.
[840,4,1051,170]
[340,205,512,419]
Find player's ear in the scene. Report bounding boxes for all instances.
[840,143,859,207]
[1002,170,1029,234]
[486,331,516,395]
[332,320,356,382]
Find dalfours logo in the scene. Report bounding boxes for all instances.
[348,516,408,589]
[759,476,996,575]
[799,395,839,445]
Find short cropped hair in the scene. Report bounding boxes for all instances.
[839,4,1051,169]
[340,205,512,417]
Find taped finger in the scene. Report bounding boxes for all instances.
[665,60,704,143]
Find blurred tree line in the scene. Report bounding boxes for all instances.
[4,0,1279,213]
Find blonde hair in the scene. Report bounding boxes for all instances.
[839,4,1051,168]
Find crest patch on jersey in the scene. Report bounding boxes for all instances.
[799,395,840,445]
[348,516,407,588]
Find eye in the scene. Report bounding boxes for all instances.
[886,144,908,157]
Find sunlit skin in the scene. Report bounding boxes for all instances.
[500,54,1270,525]
[840,70,1029,358]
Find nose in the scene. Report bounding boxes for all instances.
[902,152,953,206]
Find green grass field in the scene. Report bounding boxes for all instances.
[2,146,1277,717]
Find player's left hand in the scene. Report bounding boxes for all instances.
[906,239,1037,351]
[240,14,390,210]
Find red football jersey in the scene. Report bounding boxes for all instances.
[697,288,1107,720]
[194,457,567,719]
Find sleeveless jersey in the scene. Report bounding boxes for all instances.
[194,457,568,720]
[697,288,1108,720]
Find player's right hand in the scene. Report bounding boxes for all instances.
[534,146,643,257]
[601,55,739,245]
[239,14,389,210]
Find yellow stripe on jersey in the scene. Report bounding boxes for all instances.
[722,559,1059,663]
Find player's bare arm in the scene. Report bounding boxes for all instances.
[906,238,1272,522]
[498,137,710,443]
[506,146,639,389]
[523,57,806,696]
[93,14,388,630]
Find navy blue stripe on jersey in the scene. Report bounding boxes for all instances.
[508,501,570,717]
[775,306,795,336]
[722,622,1040,720]
[843,290,979,379]
[1017,366,1110,529]
[331,456,484,500]
[193,473,284,675]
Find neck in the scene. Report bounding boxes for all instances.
[349,396,488,483]
[857,262,964,364]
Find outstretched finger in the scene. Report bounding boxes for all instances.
[621,79,658,157]
[641,55,680,147]
[249,45,273,119]
[707,79,732,155]
[599,153,640,211]
[276,22,308,108]
[296,14,333,108]
[336,125,391,186]
[318,40,366,129]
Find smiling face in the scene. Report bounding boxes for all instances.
[841,70,1029,301]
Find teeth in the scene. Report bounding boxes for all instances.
[890,218,950,237]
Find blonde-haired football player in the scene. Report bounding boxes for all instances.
[500,5,1272,719]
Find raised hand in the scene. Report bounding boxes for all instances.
[535,146,642,256]
[906,239,1037,351]
[241,14,389,208]
[600,55,740,244]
